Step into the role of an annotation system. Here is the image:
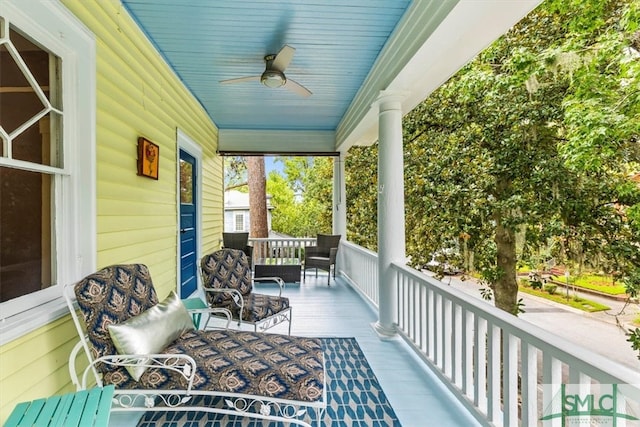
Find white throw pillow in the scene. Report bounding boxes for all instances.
[108,290,195,381]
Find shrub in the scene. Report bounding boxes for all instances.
[528,271,545,290]
[530,280,543,290]
[544,284,558,295]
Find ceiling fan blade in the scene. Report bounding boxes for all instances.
[271,45,295,72]
[220,76,260,84]
[284,79,312,97]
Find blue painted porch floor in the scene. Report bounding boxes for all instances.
[110,274,478,427]
[275,275,478,427]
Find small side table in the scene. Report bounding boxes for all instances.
[6,385,115,427]
[182,297,208,328]
[254,257,301,283]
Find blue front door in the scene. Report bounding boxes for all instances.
[179,150,197,297]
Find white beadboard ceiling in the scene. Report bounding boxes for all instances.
[121,0,542,154]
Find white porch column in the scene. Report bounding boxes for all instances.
[373,91,406,338]
[332,153,347,237]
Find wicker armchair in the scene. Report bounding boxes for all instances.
[303,234,341,285]
[222,232,253,267]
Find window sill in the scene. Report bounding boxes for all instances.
[0,296,70,346]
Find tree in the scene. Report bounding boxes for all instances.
[265,156,334,237]
[267,171,298,235]
[345,0,640,317]
[224,156,247,191]
[302,157,334,234]
[404,58,568,313]
[345,146,378,251]
[247,156,268,239]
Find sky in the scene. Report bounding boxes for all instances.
[264,156,284,175]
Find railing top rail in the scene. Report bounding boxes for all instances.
[340,240,377,257]
[249,237,316,242]
[391,261,640,386]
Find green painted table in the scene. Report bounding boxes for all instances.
[182,297,208,328]
[5,385,114,427]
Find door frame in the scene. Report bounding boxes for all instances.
[176,129,203,297]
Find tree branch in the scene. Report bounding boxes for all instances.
[224,182,248,191]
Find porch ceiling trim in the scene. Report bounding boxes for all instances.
[218,129,336,155]
[336,0,543,152]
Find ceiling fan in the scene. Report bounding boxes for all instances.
[220,45,312,97]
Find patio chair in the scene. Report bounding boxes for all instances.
[222,232,253,267]
[65,263,326,426]
[200,248,292,334]
[303,234,341,285]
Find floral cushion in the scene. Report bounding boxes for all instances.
[201,249,290,323]
[74,264,158,368]
[201,249,253,305]
[103,329,325,403]
[73,262,321,404]
[239,293,290,323]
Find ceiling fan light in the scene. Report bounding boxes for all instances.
[261,70,286,88]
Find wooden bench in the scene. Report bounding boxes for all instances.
[5,385,114,427]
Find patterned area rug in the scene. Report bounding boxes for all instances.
[136,337,401,426]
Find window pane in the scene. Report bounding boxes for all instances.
[180,159,193,204]
[0,42,42,135]
[10,112,62,167]
[0,168,54,302]
[235,213,244,231]
[0,22,58,303]
[0,26,63,167]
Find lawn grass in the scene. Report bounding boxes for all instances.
[569,274,627,295]
[519,285,610,312]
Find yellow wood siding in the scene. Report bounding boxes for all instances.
[0,0,223,422]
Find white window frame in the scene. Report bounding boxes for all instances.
[0,0,96,345]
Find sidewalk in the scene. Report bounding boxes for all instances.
[431,272,640,371]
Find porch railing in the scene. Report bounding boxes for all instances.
[338,240,640,427]
[337,241,379,307]
[249,237,316,263]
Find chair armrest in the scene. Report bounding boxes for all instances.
[252,276,285,297]
[187,307,232,329]
[244,245,253,257]
[84,353,197,391]
[202,287,244,309]
[329,247,338,263]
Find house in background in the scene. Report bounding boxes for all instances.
[223,190,273,233]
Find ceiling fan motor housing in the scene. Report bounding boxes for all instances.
[261,69,286,88]
[220,47,311,96]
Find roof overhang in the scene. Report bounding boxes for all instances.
[123,0,542,156]
[336,0,543,152]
